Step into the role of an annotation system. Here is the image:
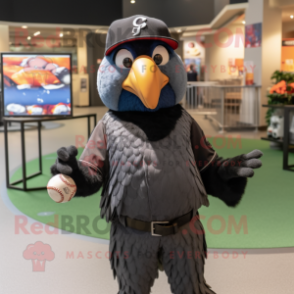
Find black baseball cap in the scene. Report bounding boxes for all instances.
[105,15,178,55]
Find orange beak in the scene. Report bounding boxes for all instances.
[122,55,169,109]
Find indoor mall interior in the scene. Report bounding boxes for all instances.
[0,1,293,294]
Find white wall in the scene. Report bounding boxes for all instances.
[205,23,245,81]
[77,30,88,72]
[245,0,282,126]
[261,0,282,125]
[0,25,9,52]
[74,30,89,106]
[244,0,263,85]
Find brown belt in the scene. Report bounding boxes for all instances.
[120,211,193,237]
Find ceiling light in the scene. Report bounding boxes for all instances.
[22,26,27,29]
[291,15,294,19]
[34,31,40,36]
[60,33,63,37]
[130,0,135,3]
[27,36,31,40]
[242,21,246,24]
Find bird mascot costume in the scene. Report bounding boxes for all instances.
[51,15,263,294]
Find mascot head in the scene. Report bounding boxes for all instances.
[97,15,187,112]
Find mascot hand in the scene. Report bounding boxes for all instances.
[218,149,263,181]
[50,146,78,176]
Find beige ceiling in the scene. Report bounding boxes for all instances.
[282,5,294,22]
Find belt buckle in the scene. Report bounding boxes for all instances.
[151,221,169,237]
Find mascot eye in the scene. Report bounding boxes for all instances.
[123,58,133,68]
[153,54,163,65]
[115,49,134,69]
[152,45,169,66]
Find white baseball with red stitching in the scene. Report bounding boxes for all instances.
[47,174,77,203]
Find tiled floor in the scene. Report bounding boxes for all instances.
[0,106,292,294]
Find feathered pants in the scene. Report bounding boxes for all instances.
[109,216,216,294]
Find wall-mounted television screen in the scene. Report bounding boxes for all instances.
[1,53,72,117]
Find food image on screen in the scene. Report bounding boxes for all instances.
[2,54,72,116]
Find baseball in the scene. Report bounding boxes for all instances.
[47,174,77,203]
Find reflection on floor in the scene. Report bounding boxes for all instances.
[0,106,292,294]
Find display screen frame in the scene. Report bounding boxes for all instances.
[1,52,73,118]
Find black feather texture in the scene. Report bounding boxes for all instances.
[50,146,103,197]
[201,156,247,207]
[70,162,103,197]
[110,104,183,141]
[51,161,103,197]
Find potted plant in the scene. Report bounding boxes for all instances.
[266,70,294,126]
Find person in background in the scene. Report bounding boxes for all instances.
[187,64,198,81]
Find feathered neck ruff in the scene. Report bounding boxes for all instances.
[110,104,183,141]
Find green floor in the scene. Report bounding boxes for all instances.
[6,138,294,249]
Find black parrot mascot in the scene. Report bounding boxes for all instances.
[51,15,263,294]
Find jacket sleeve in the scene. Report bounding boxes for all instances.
[190,119,247,207]
[74,120,108,197]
